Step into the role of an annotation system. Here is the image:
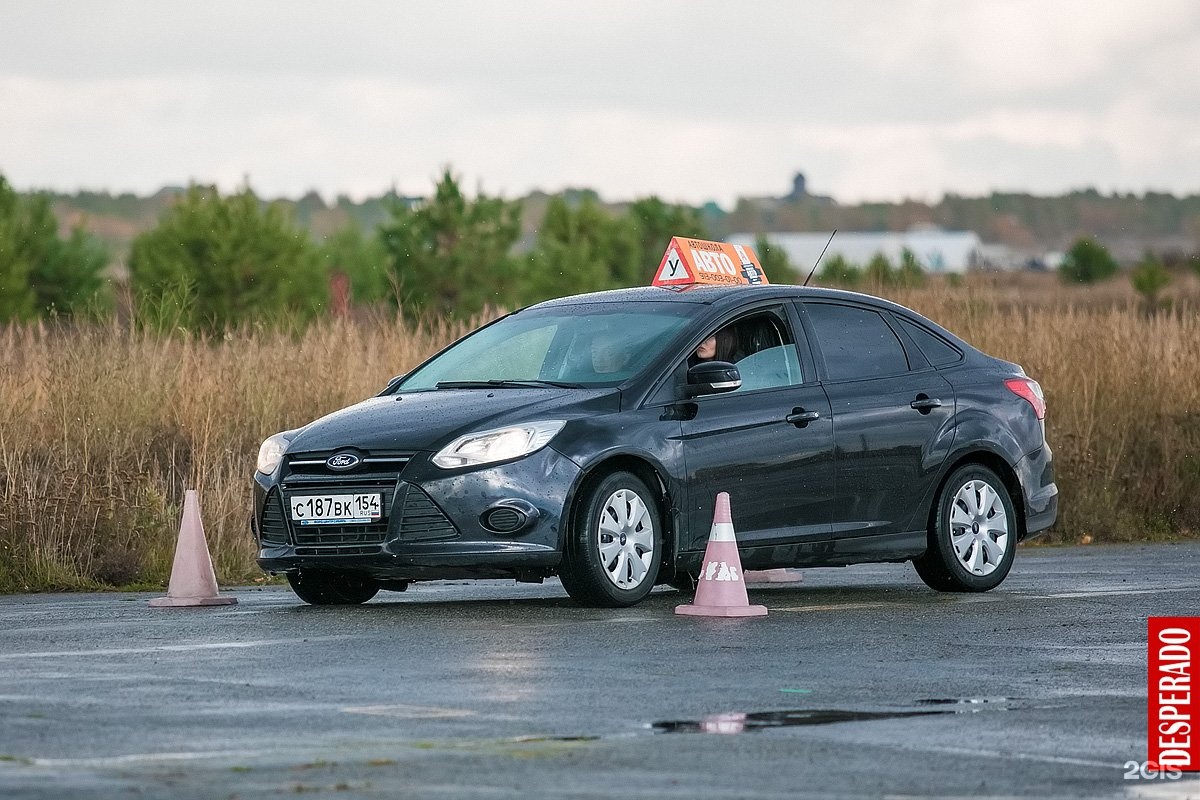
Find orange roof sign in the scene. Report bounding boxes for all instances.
[652,237,768,289]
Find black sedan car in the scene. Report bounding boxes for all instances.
[252,285,1056,606]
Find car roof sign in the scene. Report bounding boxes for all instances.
[652,237,769,290]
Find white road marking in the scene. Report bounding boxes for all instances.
[774,602,892,612]
[28,749,268,767]
[1025,643,1143,650]
[901,743,1115,769]
[342,705,476,719]
[767,586,1200,613]
[0,637,346,660]
[1014,587,1200,600]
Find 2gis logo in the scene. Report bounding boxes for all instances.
[1123,761,1181,781]
[1146,616,1198,777]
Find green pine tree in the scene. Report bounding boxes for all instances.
[378,169,522,318]
[129,185,323,331]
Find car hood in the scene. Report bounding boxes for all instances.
[286,388,622,454]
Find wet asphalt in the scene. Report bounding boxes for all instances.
[1,543,1199,800]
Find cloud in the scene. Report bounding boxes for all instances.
[1,1,1198,202]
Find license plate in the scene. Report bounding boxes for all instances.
[289,493,382,526]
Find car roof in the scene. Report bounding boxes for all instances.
[528,284,926,318]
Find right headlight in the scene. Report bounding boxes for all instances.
[256,433,291,475]
[432,421,565,469]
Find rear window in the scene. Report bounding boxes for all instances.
[804,302,910,381]
[897,317,962,366]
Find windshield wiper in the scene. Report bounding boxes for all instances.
[435,379,583,390]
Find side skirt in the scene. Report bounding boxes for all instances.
[674,530,928,572]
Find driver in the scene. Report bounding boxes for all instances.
[687,329,732,368]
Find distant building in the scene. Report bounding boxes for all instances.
[743,172,835,210]
[787,173,808,201]
[728,228,984,274]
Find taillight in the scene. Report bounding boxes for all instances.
[1005,377,1045,420]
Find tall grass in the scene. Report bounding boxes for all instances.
[1,276,1197,592]
[0,313,474,592]
[889,282,1200,542]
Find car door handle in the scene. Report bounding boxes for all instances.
[785,409,821,427]
[910,395,943,413]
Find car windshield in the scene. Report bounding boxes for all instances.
[398,302,694,390]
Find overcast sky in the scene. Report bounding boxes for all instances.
[1,0,1198,206]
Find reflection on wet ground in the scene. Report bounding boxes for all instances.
[917,696,1010,707]
[651,698,1012,734]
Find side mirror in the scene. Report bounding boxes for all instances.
[685,361,741,397]
[383,373,407,394]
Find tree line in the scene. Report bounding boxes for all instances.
[0,170,720,330]
[0,176,110,320]
[2,169,1195,331]
[720,188,1200,248]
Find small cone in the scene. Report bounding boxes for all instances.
[675,493,767,618]
[745,568,804,585]
[149,490,237,607]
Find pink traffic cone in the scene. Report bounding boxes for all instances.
[149,490,237,607]
[675,492,767,618]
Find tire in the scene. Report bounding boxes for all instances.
[559,470,663,607]
[913,464,1017,592]
[287,569,379,605]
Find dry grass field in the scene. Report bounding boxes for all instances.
[1,273,1198,593]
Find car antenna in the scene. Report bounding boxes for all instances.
[802,229,837,287]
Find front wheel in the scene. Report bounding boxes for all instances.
[287,569,379,605]
[913,464,1017,592]
[559,471,663,607]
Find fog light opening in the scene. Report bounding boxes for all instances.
[480,500,539,534]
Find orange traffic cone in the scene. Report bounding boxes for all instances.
[149,490,237,607]
[675,492,767,618]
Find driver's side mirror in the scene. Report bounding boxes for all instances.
[685,361,741,397]
[383,373,407,394]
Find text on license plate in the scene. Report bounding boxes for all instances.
[289,493,382,525]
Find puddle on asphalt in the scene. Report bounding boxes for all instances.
[651,699,1012,734]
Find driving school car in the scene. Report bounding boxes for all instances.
[251,238,1057,606]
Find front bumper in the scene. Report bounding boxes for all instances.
[252,446,581,581]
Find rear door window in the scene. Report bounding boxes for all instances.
[803,302,910,381]
[897,317,962,366]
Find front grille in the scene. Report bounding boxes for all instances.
[294,545,382,556]
[293,524,389,547]
[260,489,290,544]
[271,472,458,549]
[285,450,413,477]
[280,475,400,550]
[395,484,458,542]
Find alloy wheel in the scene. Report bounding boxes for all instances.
[597,488,656,590]
[949,479,1010,577]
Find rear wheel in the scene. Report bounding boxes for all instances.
[913,464,1016,592]
[559,471,662,607]
[287,569,379,605]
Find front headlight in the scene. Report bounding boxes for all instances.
[256,433,291,475]
[432,421,566,469]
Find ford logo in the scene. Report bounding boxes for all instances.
[326,452,362,471]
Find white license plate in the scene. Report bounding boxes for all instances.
[289,493,382,526]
